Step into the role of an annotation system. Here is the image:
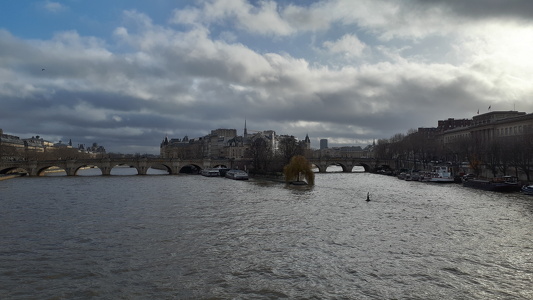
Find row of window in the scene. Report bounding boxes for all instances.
[444,123,533,144]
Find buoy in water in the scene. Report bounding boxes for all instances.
[366,192,370,202]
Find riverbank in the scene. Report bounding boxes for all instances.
[248,172,286,183]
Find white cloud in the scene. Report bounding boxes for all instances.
[3,1,533,153]
[172,0,294,36]
[43,1,66,13]
[323,34,366,58]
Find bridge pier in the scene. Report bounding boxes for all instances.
[27,161,39,176]
[137,167,148,175]
[316,164,327,173]
[97,160,112,175]
[100,167,112,176]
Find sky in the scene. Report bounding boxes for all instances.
[1,0,532,154]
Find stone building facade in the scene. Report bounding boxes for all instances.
[440,111,533,145]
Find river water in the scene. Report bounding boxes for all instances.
[1,168,532,299]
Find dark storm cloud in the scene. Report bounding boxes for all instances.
[412,0,533,21]
[2,1,532,153]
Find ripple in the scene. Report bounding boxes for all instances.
[0,174,532,299]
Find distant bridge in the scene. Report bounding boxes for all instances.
[307,157,376,173]
[0,156,380,177]
[0,158,236,176]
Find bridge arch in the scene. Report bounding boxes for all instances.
[308,157,376,173]
[0,158,237,177]
[356,163,372,173]
[36,165,67,176]
[0,166,29,175]
[310,163,324,173]
[212,164,229,169]
[147,163,173,175]
[179,164,202,174]
[111,164,138,174]
[69,164,101,176]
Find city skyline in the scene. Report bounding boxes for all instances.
[1,1,532,154]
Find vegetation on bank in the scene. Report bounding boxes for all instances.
[374,127,533,181]
[283,155,315,185]
[248,135,310,175]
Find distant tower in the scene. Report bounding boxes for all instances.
[304,134,311,149]
[161,136,169,147]
[320,139,328,149]
[244,119,248,138]
[68,139,72,147]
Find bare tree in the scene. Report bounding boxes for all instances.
[507,129,533,182]
[278,136,304,165]
[454,136,482,177]
[484,139,503,177]
[248,138,272,172]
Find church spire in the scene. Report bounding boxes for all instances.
[244,118,248,138]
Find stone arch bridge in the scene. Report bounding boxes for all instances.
[0,158,235,176]
[307,157,376,173]
[1,157,379,177]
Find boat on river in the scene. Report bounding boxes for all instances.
[225,169,249,180]
[521,185,533,195]
[427,166,455,183]
[201,168,221,177]
[463,175,521,193]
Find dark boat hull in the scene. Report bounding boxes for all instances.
[463,180,521,192]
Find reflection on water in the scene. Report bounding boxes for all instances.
[1,172,532,299]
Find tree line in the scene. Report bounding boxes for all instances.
[373,127,533,182]
[248,136,310,175]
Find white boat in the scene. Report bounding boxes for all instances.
[521,185,533,195]
[428,166,455,183]
[201,168,221,177]
[225,169,249,180]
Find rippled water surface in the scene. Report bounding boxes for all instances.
[1,170,532,299]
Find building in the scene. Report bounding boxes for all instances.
[160,123,315,161]
[320,139,328,149]
[440,111,533,145]
[304,134,311,150]
[0,131,25,150]
[437,118,472,131]
[160,135,202,159]
[0,130,25,160]
[1,129,105,160]
[204,129,238,158]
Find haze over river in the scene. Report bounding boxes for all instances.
[1,168,532,299]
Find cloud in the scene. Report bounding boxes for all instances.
[410,0,533,22]
[171,0,294,36]
[323,34,366,58]
[2,1,533,154]
[42,1,66,13]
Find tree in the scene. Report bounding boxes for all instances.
[278,136,304,165]
[453,136,482,176]
[484,139,503,177]
[507,129,533,182]
[283,155,315,185]
[248,137,272,172]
